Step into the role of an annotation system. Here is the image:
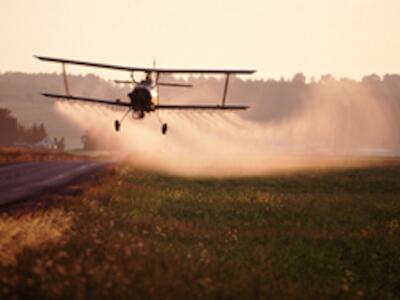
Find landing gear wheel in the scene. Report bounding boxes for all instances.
[161,123,168,135]
[114,120,121,132]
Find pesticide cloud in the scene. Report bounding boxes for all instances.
[55,90,395,177]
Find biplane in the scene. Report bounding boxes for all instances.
[35,55,256,134]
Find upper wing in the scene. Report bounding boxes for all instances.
[35,55,256,74]
[41,93,131,107]
[155,104,248,110]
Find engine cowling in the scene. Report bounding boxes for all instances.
[129,86,152,112]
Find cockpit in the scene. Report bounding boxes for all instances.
[140,73,154,87]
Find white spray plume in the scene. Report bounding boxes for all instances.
[55,90,395,177]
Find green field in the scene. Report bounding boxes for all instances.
[1,163,400,299]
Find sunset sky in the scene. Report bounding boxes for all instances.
[1,0,399,80]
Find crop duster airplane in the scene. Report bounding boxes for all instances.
[35,55,256,134]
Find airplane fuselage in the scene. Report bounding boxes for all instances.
[127,79,157,117]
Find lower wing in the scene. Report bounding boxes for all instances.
[41,93,249,110]
[41,93,131,107]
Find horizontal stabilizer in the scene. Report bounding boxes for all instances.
[155,104,248,110]
[114,80,136,84]
[41,93,131,107]
[114,80,193,88]
[158,82,193,88]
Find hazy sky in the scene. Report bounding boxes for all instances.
[1,0,399,80]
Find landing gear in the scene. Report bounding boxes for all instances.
[114,120,121,132]
[114,108,132,132]
[162,123,168,135]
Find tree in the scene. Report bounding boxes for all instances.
[57,137,65,151]
[0,107,49,146]
[292,73,306,85]
[38,123,47,141]
[81,130,97,150]
[320,74,335,83]
[0,108,12,119]
[0,108,18,145]
[362,74,381,84]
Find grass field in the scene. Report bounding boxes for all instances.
[0,146,89,165]
[1,163,400,299]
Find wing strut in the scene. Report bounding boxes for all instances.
[222,73,231,107]
[62,63,71,96]
[156,72,160,105]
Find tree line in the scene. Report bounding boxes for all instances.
[1,71,399,123]
[0,107,65,150]
[0,108,47,145]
